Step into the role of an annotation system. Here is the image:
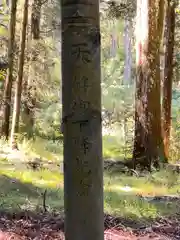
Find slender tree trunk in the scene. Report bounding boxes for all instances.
[133,0,166,170]
[110,27,117,58]
[1,0,17,139]
[124,19,132,85]
[10,0,29,148]
[23,0,41,138]
[0,62,8,100]
[31,0,41,40]
[162,0,176,159]
[61,1,104,239]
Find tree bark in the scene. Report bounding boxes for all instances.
[133,0,149,169]
[1,0,17,139]
[31,0,41,39]
[146,0,166,166]
[61,1,104,239]
[133,0,166,170]
[23,0,42,138]
[10,0,29,148]
[0,62,8,100]
[162,0,176,159]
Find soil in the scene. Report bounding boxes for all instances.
[0,211,179,239]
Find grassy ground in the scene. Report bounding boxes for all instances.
[0,136,180,226]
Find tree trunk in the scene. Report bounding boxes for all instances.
[61,1,104,239]
[23,0,41,138]
[1,0,17,139]
[123,19,132,85]
[133,0,150,169]
[0,62,8,100]
[133,0,166,170]
[162,0,176,159]
[147,0,166,166]
[10,0,29,148]
[31,0,41,40]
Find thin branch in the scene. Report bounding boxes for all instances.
[0,23,8,29]
[43,189,48,212]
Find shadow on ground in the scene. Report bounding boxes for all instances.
[0,174,63,211]
[105,190,180,222]
[104,159,132,173]
[0,175,179,239]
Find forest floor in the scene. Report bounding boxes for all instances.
[0,137,179,239]
[0,211,179,239]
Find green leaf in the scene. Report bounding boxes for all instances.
[0,26,8,36]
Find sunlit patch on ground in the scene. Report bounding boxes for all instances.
[0,135,180,238]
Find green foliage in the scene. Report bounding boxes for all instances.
[169,88,180,161]
[0,2,9,44]
[103,0,136,20]
[0,69,5,84]
[0,26,8,36]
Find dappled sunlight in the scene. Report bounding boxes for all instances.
[103,135,132,159]
[104,190,159,219]
[104,170,180,196]
[0,155,179,221]
[104,170,180,219]
[0,172,64,212]
[105,183,171,197]
[18,137,63,162]
[0,150,179,239]
[104,189,180,221]
[0,168,64,188]
[105,184,140,193]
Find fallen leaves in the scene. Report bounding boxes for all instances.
[0,211,178,239]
